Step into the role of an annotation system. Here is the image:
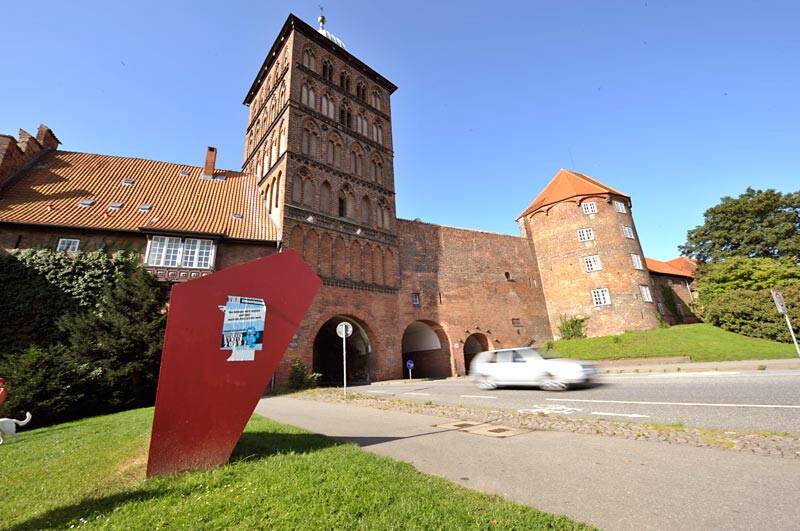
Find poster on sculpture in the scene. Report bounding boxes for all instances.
[219,296,266,361]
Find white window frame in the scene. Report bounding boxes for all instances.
[411,292,421,306]
[657,302,665,315]
[583,255,603,272]
[622,225,635,239]
[577,227,595,241]
[613,200,627,213]
[581,202,598,215]
[640,285,653,302]
[630,253,644,270]
[56,238,80,253]
[146,235,216,269]
[591,288,611,306]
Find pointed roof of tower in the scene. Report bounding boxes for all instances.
[517,169,629,219]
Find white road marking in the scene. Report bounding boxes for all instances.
[591,411,650,418]
[519,404,582,415]
[547,398,800,409]
[460,395,498,399]
[365,390,387,394]
[404,392,431,396]
[647,371,741,378]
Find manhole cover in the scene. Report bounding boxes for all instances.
[488,428,509,433]
[454,422,477,428]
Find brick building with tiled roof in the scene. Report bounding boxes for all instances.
[0,13,697,384]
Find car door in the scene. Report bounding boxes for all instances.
[493,351,515,384]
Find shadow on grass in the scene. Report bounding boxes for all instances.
[9,430,340,530]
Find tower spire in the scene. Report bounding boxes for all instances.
[318,6,326,30]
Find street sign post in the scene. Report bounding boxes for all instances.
[406,359,414,380]
[772,289,800,358]
[336,321,353,398]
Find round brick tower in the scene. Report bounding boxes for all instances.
[518,169,660,338]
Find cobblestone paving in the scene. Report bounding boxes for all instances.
[295,388,800,459]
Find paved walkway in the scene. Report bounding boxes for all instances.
[256,396,800,531]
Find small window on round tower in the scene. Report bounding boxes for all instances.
[504,272,512,281]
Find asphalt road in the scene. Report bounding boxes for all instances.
[258,396,800,530]
[352,370,800,434]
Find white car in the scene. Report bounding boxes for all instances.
[469,347,595,391]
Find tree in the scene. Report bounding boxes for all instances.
[680,187,800,264]
[58,268,169,410]
[695,257,800,300]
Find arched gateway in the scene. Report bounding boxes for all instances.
[313,316,374,385]
[401,321,452,378]
[463,332,489,373]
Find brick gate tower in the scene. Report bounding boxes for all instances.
[518,169,660,338]
[241,13,401,383]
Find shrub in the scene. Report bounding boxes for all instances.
[58,268,169,409]
[288,358,321,390]
[0,345,94,427]
[700,284,800,343]
[558,315,588,340]
[0,250,140,355]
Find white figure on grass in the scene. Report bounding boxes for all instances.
[0,412,32,444]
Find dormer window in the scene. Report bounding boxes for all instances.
[78,199,95,208]
[138,203,152,213]
[121,177,135,186]
[108,201,123,211]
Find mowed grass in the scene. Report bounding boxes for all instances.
[0,408,590,530]
[552,323,797,362]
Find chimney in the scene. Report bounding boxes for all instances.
[202,146,217,178]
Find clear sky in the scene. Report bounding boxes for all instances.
[1,1,797,259]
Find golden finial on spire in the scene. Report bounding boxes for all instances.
[318,6,326,30]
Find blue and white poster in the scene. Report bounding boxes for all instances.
[218,296,266,361]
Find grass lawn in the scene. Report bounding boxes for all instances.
[551,323,798,362]
[1,408,590,530]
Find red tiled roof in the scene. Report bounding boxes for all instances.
[666,256,698,276]
[645,257,695,279]
[0,151,277,241]
[518,169,629,219]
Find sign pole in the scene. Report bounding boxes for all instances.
[772,289,800,358]
[784,313,800,358]
[342,333,347,399]
[408,367,412,380]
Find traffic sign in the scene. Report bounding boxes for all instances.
[406,359,415,370]
[772,289,787,315]
[336,321,353,338]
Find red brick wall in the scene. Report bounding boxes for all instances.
[650,273,699,325]
[396,219,553,376]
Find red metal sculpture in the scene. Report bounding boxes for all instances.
[146,250,320,477]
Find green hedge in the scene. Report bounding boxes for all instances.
[700,284,799,343]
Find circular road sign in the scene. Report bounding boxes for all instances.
[336,321,353,339]
[406,359,415,370]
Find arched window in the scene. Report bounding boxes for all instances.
[301,83,316,108]
[322,60,333,81]
[321,94,336,120]
[361,196,371,225]
[271,136,278,163]
[274,173,281,209]
[292,175,303,204]
[356,114,366,136]
[279,125,287,155]
[338,192,347,217]
[301,122,319,157]
[265,184,272,213]
[320,181,332,214]
[350,148,363,176]
[356,81,366,101]
[303,180,314,206]
[371,90,382,110]
[278,83,286,105]
[372,123,384,145]
[303,48,315,71]
[327,136,342,168]
[339,104,352,129]
[339,71,350,92]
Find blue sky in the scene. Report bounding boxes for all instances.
[1,1,797,259]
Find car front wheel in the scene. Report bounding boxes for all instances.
[477,375,497,390]
[540,374,568,391]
